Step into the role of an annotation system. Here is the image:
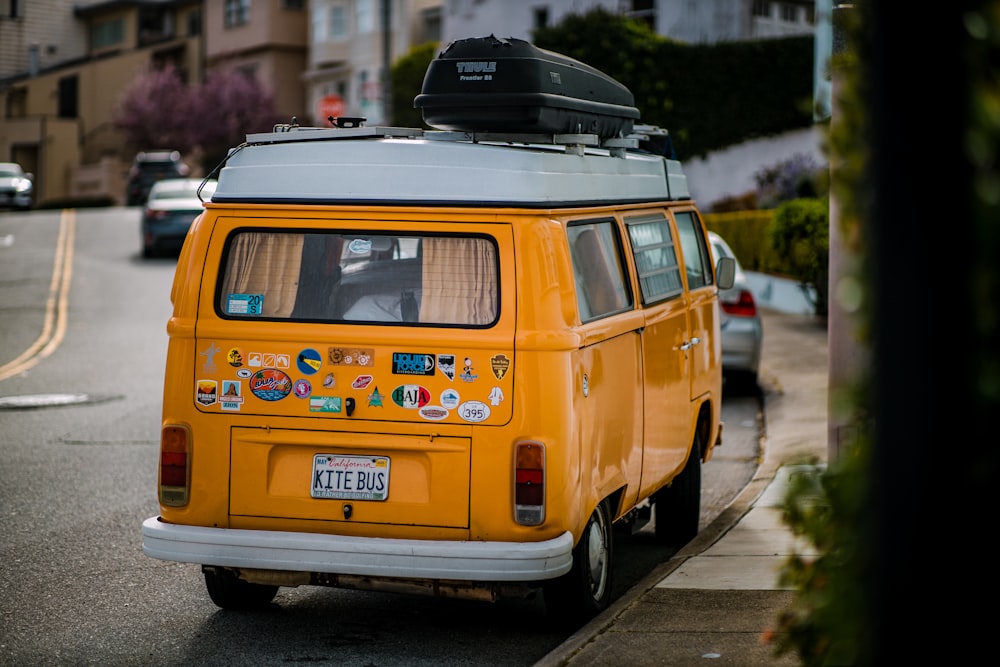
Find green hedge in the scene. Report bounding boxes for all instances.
[703,209,777,272]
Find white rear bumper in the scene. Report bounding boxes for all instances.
[142,516,573,581]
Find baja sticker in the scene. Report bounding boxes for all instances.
[293,379,312,398]
[490,354,510,380]
[309,396,342,413]
[249,369,293,401]
[391,384,431,409]
[457,400,490,423]
[392,353,435,376]
[328,347,375,366]
[226,293,263,315]
[437,354,456,381]
[297,348,322,375]
[220,380,243,411]
[227,347,244,367]
[440,388,460,409]
[419,406,449,421]
[236,368,253,379]
[196,379,217,406]
[352,374,374,390]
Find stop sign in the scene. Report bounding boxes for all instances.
[317,94,346,123]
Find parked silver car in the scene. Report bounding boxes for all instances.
[0,162,34,211]
[709,231,763,388]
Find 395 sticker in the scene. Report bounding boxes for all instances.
[457,400,490,423]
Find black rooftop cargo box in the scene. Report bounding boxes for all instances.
[413,35,640,140]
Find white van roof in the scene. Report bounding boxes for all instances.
[210,123,690,208]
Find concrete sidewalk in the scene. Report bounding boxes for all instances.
[537,307,830,666]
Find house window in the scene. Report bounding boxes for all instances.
[752,0,770,18]
[8,0,22,19]
[91,18,124,49]
[187,8,202,37]
[780,3,798,22]
[330,3,348,39]
[283,0,305,9]
[224,0,250,28]
[532,7,549,31]
[58,75,79,119]
[356,0,374,34]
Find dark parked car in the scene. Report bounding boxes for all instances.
[140,178,215,257]
[126,150,189,206]
[0,162,34,210]
[709,231,763,388]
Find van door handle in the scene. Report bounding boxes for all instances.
[678,337,701,351]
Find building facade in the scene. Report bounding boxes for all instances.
[441,0,814,45]
[0,0,812,207]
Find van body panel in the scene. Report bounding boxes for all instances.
[229,427,473,529]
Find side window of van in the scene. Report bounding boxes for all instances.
[625,213,684,304]
[673,211,713,290]
[217,230,499,327]
[568,220,632,322]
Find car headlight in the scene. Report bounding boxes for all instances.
[14,178,32,193]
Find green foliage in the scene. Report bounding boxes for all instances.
[769,443,873,665]
[766,7,875,664]
[768,198,830,316]
[702,209,775,271]
[391,41,440,128]
[531,8,814,159]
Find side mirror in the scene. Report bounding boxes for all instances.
[715,256,736,290]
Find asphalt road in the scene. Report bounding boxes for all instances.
[0,207,763,666]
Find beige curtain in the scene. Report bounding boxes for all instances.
[419,237,497,325]
[222,233,304,317]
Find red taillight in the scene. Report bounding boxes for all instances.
[159,425,190,506]
[144,209,169,220]
[721,289,758,317]
[514,441,545,525]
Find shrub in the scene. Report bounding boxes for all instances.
[768,198,830,316]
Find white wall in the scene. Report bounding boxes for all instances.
[683,125,826,209]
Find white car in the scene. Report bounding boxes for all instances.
[709,231,763,388]
[0,162,34,211]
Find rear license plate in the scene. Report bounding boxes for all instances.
[311,454,390,501]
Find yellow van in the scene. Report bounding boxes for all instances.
[142,37,735,623]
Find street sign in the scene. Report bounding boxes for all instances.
[317,94,346,124]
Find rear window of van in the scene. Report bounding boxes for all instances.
[216,230,499,327]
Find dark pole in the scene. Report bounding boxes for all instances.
[862,0,993,662]
[381,0,392,124]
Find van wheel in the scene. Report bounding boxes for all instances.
[654,428,702,548]
[543,499,614,626]
[204,567,278,610]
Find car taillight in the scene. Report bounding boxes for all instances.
[144,209,169,220]
[721,289,758,317]
[159,424,190,507]
[514,441,545,525]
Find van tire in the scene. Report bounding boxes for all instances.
[543,499,614,625]
[204,567,278,610]
[653,429,702,548]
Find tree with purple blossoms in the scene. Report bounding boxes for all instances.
[112,63,195,153]
[187,68,284,173]
[113,64,282,173]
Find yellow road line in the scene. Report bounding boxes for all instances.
[0,209,76,382]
